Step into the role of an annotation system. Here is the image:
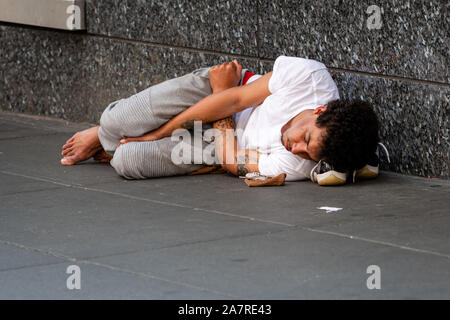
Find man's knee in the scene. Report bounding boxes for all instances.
[110,141,176,179]
[110,139,203,179]
[110,143,146,179]
[99,100,122,134]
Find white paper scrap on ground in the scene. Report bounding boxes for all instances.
[317,206,343,213]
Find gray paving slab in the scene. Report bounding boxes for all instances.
[0,119,56,140]
[0,131,120,186]
[0,244,63,272]
[0,111,449,299]
[90,171,450,224]
[0,185,285,259]
[315,210,450,256]
[0,260,228,299]
[0,111,92,136]
[92,228,450,299]
[88,173,450,256]
[0,172,63,196]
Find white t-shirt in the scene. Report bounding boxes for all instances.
[234,56,340,181]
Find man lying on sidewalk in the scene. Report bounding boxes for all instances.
[60,56,381,186]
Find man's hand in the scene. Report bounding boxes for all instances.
[116,128,163,147]
[209,60,243,93]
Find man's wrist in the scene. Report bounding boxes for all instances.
[154,124,169,139]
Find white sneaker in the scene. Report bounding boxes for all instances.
[310,160,347,186]
[353,142,390,182]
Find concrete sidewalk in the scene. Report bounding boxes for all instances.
[0,110,449,299]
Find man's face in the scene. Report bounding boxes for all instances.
[281,108,327,162]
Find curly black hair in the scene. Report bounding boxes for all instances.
[316,99,380,171]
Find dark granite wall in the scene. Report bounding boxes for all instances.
[1,0,448,178]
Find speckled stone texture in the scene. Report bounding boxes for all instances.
[0,25,260,123]
[258,0,448,83]
[85,0,258,56]
[0,27,88,122]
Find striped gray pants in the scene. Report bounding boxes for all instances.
[98,67,245,179]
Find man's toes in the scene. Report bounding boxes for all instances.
[62,147,75,156]
[61,150,88,165]
[61,156,77,166]
[63,136,76,147]
[61,147,70,155]
[62,141,74,150]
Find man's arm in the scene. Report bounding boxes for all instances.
[213,116,260,176]
[118,71,272,146]
[157,71,272,138]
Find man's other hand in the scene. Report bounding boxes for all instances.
[209,60,243,93]
[117,128,162,147]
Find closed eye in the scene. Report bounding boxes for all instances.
[305,132,310,150]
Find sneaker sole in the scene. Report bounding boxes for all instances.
[314,171,347,186]
[355,165,379,180]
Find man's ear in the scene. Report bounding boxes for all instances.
[314,105,327,115]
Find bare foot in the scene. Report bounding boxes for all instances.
[61,126,102,165]
[93,149,113,163]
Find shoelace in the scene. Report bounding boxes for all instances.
[377,142,390,163]
[310,160,322,182]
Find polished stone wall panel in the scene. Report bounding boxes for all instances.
[0,26,88,121]
[85,0,259,56]
[0,25,260,123]
[80,36,261,122]
[85,0,448,82]
[258,0,449,83]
